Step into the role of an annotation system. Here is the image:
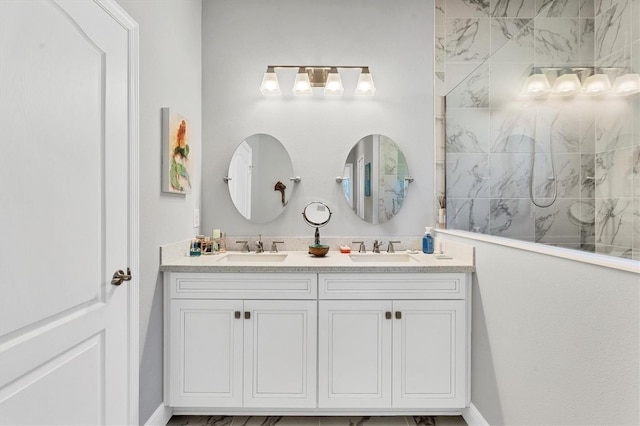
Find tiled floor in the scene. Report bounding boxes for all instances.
[166,415,467,426]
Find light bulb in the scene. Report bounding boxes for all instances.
[292,67,312,96]
[259,67,281,95]
[581,74,611,95]
[324,68,344,96]
[521,73,550,97]
[355,67,376,96]
[612,73,640,95]
[551,73,581,96]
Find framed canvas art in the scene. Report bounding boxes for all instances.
[162,107,192,194]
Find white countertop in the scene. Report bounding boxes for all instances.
[160,244,475,274]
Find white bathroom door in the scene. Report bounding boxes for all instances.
[0,1,138,424]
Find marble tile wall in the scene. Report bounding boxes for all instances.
[435,0,640,259]
[593,0,640,258]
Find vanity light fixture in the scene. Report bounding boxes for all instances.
[260,65,376,97]
[611,73,640,96]
[520,66,640,98]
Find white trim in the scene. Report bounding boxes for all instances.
[94,1,140,424]
[171,408,463,416]
[435,229,639,274]
[462,403,490,426]
[145,403,174,426]
[126,17,140,426]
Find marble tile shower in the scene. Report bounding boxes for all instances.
[435,0,640,259]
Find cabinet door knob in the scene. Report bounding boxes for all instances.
[395,311,402,319]
[385,311,392,320]
[234,311,241,319]
[244,311,251,320]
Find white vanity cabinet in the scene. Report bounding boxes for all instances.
[165,273,318,409]
[164,268,471,414]
[318,273,469,410]
[168,299,243,407]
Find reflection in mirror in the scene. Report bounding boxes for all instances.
[227,134,295,223]
[341,134,409,224]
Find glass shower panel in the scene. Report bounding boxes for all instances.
[441,0,639,260]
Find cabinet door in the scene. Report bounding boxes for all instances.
[392,300,466,408]
[169,299,243,407]
[243,300,317,408]
[318,300,392,408]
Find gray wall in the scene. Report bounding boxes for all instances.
[115,1,202,424]
[201,0,434,239]
[441,231,639,426]
[113,3,639,425]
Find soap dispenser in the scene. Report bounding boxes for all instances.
[422,227,434,254]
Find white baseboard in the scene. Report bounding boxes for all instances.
[144,403,174,426]
[145,402,481,426]
[462,403,489,426]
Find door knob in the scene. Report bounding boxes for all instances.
[111,267,132,285]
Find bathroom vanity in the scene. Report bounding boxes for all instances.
[161,247,474,416]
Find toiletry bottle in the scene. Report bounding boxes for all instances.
[189,239,201,257]
[218,231,227,253]
[422,227,434,254]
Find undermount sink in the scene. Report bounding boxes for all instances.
[349,253,417,263]
[218,253,288,263]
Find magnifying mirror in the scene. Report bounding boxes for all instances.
[302,201,332,256]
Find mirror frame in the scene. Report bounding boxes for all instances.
[302,201,332,227]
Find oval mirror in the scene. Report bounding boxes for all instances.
[227,134,295,223]
[340,134,410,224]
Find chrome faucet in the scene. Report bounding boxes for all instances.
[270,241,284,253]
[372,240,384,253]
[352,241,366,253]
[255,234,264,253]
[387,240,401,253]
[236,240,250,253]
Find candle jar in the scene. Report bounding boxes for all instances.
[202,238,213,255]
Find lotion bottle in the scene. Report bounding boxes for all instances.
[422,227,434,254]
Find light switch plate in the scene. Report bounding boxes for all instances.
[193,208,200,228]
